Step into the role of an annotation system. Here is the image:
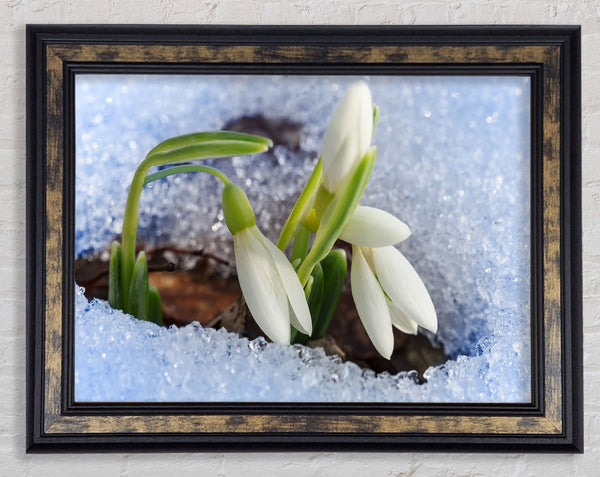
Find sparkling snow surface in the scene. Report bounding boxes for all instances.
[75,75,531,402]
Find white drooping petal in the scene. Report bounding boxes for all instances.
[387,300,418,335]
[233,228,291,344]
[350,245,394,359]
[371,246,438,333]
[253,227,312,336]
[321,81,373,193]
[339,206,411,247]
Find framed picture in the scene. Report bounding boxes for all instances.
[26,25,582,452]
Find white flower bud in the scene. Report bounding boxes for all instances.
[321,81,373,193]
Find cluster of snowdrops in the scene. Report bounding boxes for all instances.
[107,81,437,359]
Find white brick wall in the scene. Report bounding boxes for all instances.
[2,1,597,475]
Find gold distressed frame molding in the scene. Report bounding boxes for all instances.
[26,25,582,453]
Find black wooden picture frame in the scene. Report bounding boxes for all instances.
[26,25,582,453]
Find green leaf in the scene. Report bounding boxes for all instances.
[290,325,298,344]
[294,263,324,345]
[296,147,376,285]
[144,141,271,170]
[372,104,380,140]
[108,241,122,310]
[277,159,322,250]
[290,226,311,263]
[307,263,324,320]
[313,249,347,340]
[128,251,150,320]
[291,257,302,271]
[148,285,163,326]
[303,275,314,299]
[146,131,272,157]
[313,186,334,223]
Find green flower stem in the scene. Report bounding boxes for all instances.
[119,132,272,312]
[276,159,322,250]
[296,147,376,286]
[108,241,122,310]
[120,166,152,310]
[144,164,231,186]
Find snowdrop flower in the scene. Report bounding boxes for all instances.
[351,245,438,359]
[321,81,374,194]
[293,81,379,279]
[339,205,411,248]
[222,182,312,344]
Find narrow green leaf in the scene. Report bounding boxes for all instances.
[148,285,163,326]
[313,249,347,340]
[147,131,272,157]
[290,226,311,263]
[291,257,302,271]
[128,251,150,320]
[307,263,324,320]
[304,275,314,299]
[372,104,380,140]
[290,325,298,344]
[297,147,376,285]
[316,147,376,246]
[313,186,334,223]
[144,141,271,170]
[294,263,324,345]
[108,241,122,310]
[276,159,322,250]
[144,164,230,186]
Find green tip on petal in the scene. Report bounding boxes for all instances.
[222,183,256,235]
